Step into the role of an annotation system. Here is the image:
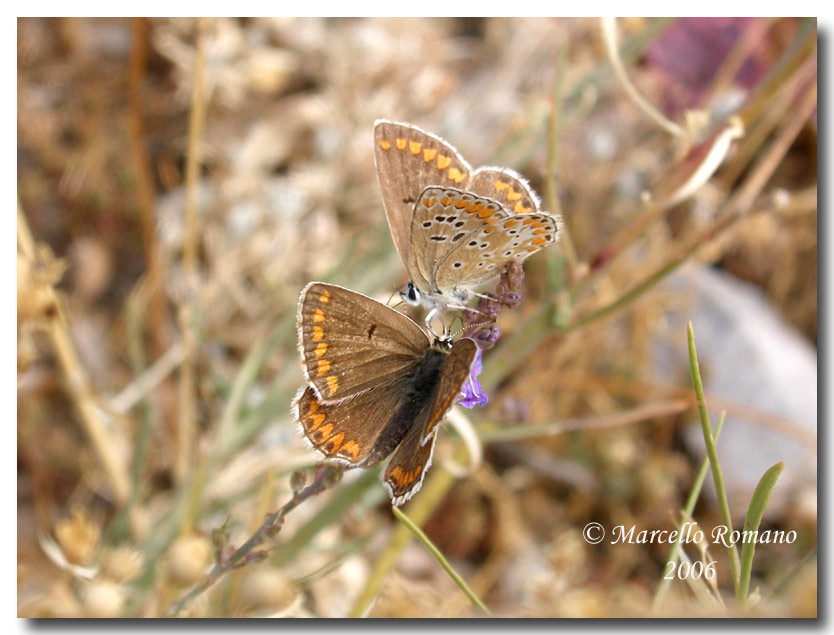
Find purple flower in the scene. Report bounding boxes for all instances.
[458,347,488,408]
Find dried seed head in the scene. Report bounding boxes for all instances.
[82,579,126,618]
[238,567,297,612]
[100,545,144,583]
[166,533,212,586]
[54,506,100,566]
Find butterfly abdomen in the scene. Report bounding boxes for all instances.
[362,348,447,466]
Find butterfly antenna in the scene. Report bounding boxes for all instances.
[450,318,493,340]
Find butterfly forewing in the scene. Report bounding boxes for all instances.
[374,120,471,264]
[417,337,477,444]
[468,166,542,215]
[298,282,430,404]
[380,338,477,505]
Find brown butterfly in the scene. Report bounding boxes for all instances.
[374,120,562,322]
[294,282,477,506]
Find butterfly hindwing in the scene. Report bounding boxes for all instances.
[297,282,431,404]
[380,337,480,506]
[434,211,561,292]
[468,166,541,215]
[383,426,439,507]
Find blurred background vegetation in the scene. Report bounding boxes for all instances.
[17,17,816,617]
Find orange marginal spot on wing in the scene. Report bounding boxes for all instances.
[503,219,519,228]
[308,411,326,431]
[319,290,331,304]
[314,342,328,358]
[534,229,550,236]
[316,359,331,376]
[454,198,469,209]
[466,202,483,214]
[423,197,436,208]
[317,423,333,440]
[484,214,500,224]
[527,246,539,252]
[379,139,391,151]
[395,138,407,151]
[326,375,339,396]
[436,155,452,170]
[423,148,437,162]
[326,432,345,452]
[313,309,326,323]
[484,225,496,233]
[305,399,326,431]
[409,140,422,155]
[493,180,509,191]
[388,464,422,488]
[514,202,532,214]
[477,207,493,219]
[506,186,522,202]
[440,196,452,207]
[312,325,325,341]
[533,237,548,246]
[447,167,466,183]
[339,440,361,461]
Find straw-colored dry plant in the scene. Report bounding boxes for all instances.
[18,17,816,617]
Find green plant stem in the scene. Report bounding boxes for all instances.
[350,445,466,617]
[214,325,285,459]
[687,322,740,599]
[738,461,785,606]
[652,412,725,611]
[391,507,491,616]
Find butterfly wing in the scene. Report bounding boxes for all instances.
[374,120,472,266]
[416,337,478,444]
[382,336,476,506]
[406,186,509,296]
[383,427,439,507]
[469,166,542,215]
[297,282,430,404]
[434,211,562,292]
[294,382,412,467]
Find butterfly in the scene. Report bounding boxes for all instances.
[374,119,562,323]
[293,282,478,506]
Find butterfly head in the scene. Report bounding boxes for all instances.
[399,280,422,307]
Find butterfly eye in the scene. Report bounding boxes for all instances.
[401,282,421,305]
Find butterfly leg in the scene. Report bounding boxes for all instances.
[468,290,497,301]
[424,307,451,338]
